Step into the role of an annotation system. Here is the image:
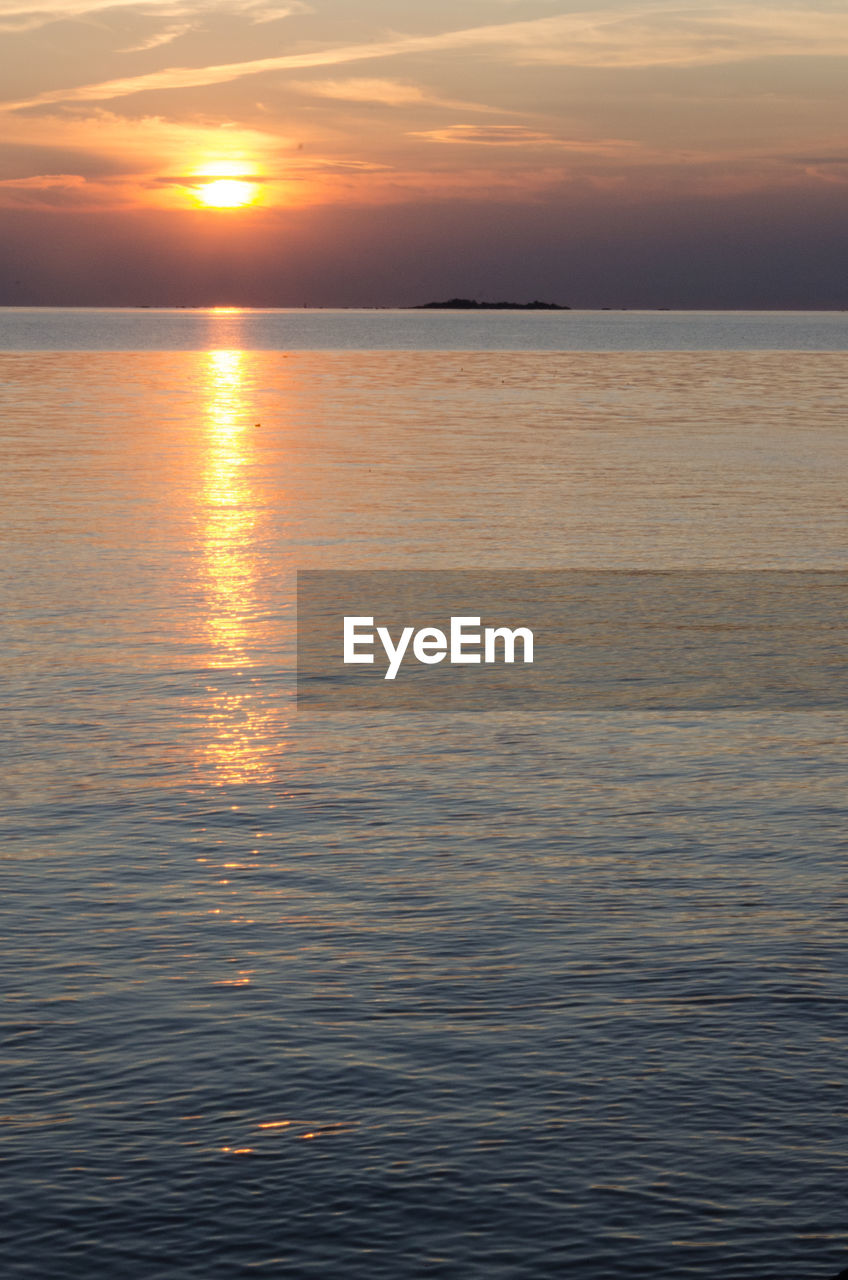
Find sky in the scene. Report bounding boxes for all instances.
[1,0,847,306]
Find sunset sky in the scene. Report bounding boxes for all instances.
[2,0,847,306]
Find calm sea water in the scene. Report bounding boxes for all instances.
[2,310,848,1280]
[3,305,848,351]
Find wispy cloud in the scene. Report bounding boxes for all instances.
[409,124,647,156]
[0,0,180,32]
[0,0,306,33]
[304,78,433,106]
[518,6,848,68]
[0,170,91,207]
[153,170,266,184]
[410,124,561,145]
[3,18,555,110]
[117,21,191,53]
[243,0,310,24]
[788,150,848,183]
[6,4,848,113]
[297,77,505,114]
[0,171,86,187]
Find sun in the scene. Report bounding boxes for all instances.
[196,178,259,209]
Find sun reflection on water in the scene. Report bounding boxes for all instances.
[199,345,285,785]
[203,348,257,660]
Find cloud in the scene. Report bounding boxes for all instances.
[790,153,848,165]
[300,78,438,106]
[153,170,266,183]
[0,0,306,33]
[0,0,180,32]
[409,124,644,153]
[788,152,848,184]
[118,21,192,53]
[243,0,310,24]
[413,124,565,145]
[6,4,848,114]
[0,171,86,187]
[296,77,505,114]
[410,124,562,145]
[292,157,392,174]
[516,6,848,69]
[0,110,290,187]
[3,20,548,111]
[0,170,91,206]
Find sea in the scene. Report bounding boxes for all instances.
[2,308,847,1280]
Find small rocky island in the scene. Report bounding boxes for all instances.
[415,297,570,311]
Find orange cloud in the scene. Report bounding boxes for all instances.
[295,77,507,115]
[408,125,645,154]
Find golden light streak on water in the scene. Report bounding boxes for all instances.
[202,347,256,660]
[199,343,280,786]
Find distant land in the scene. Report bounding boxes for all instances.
[414,298,571,311]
